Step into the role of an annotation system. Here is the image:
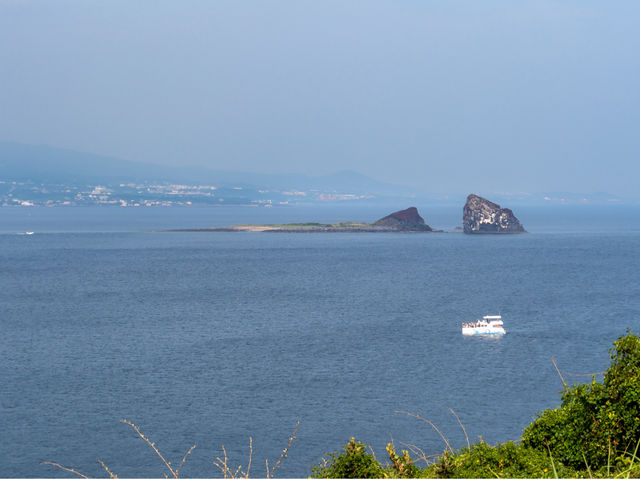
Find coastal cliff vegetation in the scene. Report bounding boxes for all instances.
[45,332,640,478]
[313,331,640,478]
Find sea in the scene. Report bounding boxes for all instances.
[1,203,639,477]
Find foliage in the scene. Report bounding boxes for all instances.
[386,442,421,478]
[311,331,640,478]
[424,441,575,478]
[523,331,640,471]
[277,223,326,227]
[331,222,368,227]
[311,437,387,478]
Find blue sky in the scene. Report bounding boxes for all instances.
[1,1,639,194]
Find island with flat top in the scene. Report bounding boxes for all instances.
[163,207,443,233]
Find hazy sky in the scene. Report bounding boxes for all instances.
[1,1,639,194]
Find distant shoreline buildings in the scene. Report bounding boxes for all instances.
[0,180,373,207]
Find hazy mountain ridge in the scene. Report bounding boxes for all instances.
[0,142,422,206]
[0,142,633,206]
[0,142,414,194]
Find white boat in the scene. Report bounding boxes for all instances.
[462,315,506,335]
[25,231,34,235]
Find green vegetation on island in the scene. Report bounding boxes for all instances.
[235,221,370,229]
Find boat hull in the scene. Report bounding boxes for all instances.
[462,327,506,336]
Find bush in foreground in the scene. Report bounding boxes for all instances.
[523,330,640,472]
[312,439,576,478]
[425,441,575,478]
[311,437,388,478]
[313,331,640,478]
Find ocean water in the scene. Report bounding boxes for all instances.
[1,204,640,477]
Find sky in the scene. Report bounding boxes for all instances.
[1,0,639,195]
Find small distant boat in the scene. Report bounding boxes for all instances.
[25,231,35,235]
[462,315,506,335]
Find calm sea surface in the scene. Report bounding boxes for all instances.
[1,204,640,477]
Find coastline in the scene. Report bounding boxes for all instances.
[159,225,446,233]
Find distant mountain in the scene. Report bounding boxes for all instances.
[1,142,633,206]
[0,142,418,196]
[0,142,220,185]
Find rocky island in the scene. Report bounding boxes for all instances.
[166,207,441,233]
[463,194,527,234]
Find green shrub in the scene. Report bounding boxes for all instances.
[386,442,421,478]
[312,437,387,478]
[425,441,575,478]
[523,331,640,471]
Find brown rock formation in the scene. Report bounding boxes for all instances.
[373,206,433,231]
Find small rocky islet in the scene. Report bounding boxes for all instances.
[463,194,527,234]
[166,194,527,234]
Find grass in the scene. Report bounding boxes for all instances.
[235,222,371,229]
[43,419,299,479]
